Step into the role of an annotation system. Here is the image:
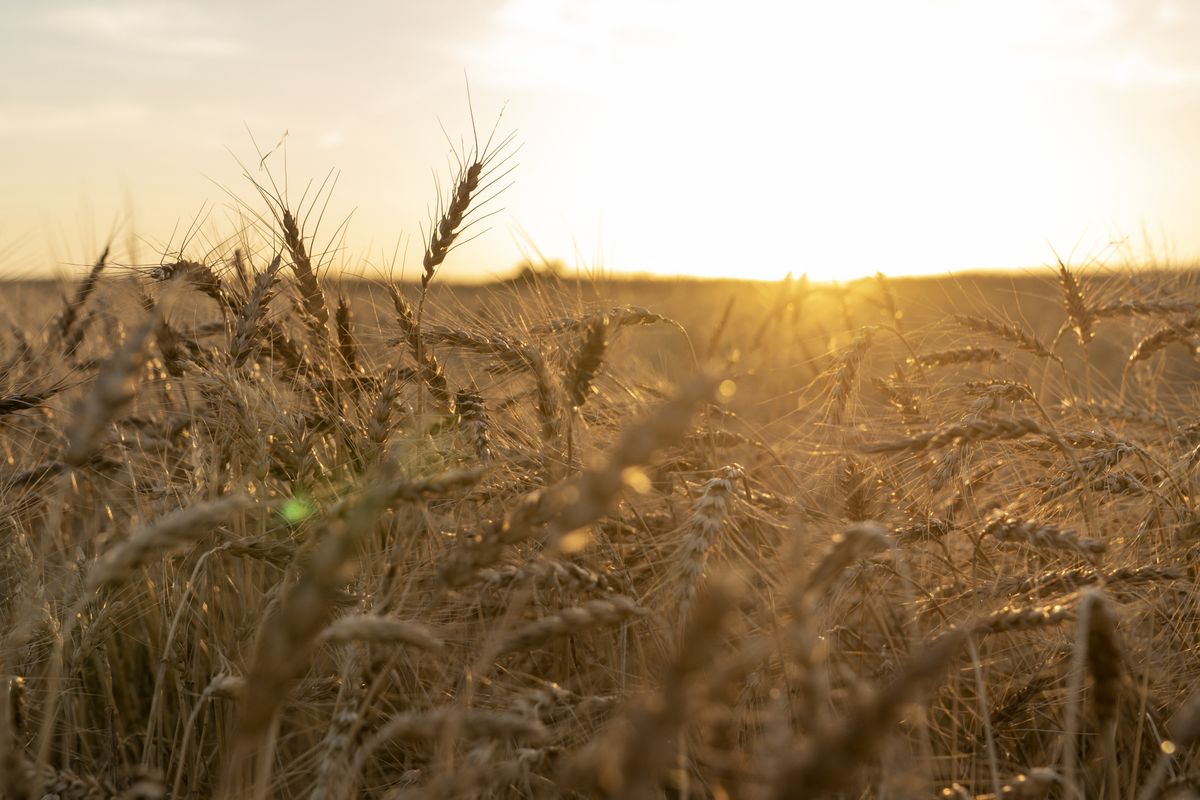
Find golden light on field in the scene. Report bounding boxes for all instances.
[3,1,1200,280]
[8,7,1200,797]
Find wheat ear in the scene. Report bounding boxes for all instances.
[86,495,254,590]
[1058,260,1095,346]
[229,254,283,368]
[769,629,967,798]
[566,315,608,409]
[497,595,645,654]
[64,315,156,467]
[227,466,479,796]
[860,416,1045,454]
[825,328,874,424]
[387,285,452,412]
[674,466,742,631]
[984,512,1106,557]
[955,314,1061,362]
[334,294,360,375]
[53,245,109,349]
[282,208,330,329]
[455,387,492,463]
[316,614,443,652]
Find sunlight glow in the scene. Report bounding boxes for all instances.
[467,0,1189,280]
[2,0,1199,280]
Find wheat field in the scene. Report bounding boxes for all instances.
[2,151,1200,800]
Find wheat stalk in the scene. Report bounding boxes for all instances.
[1084,592,1123,726]
[1057,260,1095,346]
[387,285,452,412]
[316,614,443,652]
[971,602,1076,636]
[477,558,616,594]
[1002,564,1184,597]
[909,346,1003,369]
[802,522,892,598]
[567,577,740,799]
[566,315,608,409]
[955,314,1061,362]
[228,465,480,794]
[984,512,1106,556]
[674,466,742,630]
[365,707,546,749]
[455,387,491,463]
[86,495,254,590]
[770,628,968,798]
[1128,319,1200,365]
[423,161,483,285]
[281,208,330,330]
[441,373,716,585]
[334,294,360,375]
[1093,299,1200,319]
[0,386,66,421]
[229,254,283,368]
[861,416,1045,454]
[64,315,156,467]
[497,595,645,654]
[825,328,874,424]
[531,305,676,334]
[310,671,362,800]
[53,246,108,349]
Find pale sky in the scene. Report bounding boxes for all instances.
[3,0,1200,281]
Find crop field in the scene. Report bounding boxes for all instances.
[2,169,1200,799]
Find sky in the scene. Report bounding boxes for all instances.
[3,0,1200,282]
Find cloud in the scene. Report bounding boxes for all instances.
[461,0,1200,98]
[977,0,1200,87]
[0,102,150,137]
[452,0,681,92]
[42,1,243,58]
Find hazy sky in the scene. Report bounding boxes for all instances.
[4,0,1200,281]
